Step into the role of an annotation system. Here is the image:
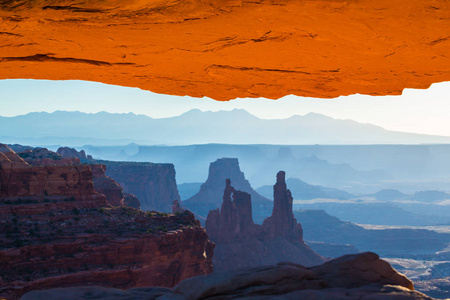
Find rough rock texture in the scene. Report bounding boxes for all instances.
[11,146,141,209]
[124,193,140,210]
[18,147,80,166]
[205,174,325,271]
[0,0,449,100]
[184,158,272,224]
[103,161,180,213]
[91,164,141,209]
[0,144,106,206]
[0,208,213,300]
[0,144,214,300]
[56,147,171,211]
[172,200,185,214]
[262,171,301,240]
[20,252,435,300]
[57,147,87,161]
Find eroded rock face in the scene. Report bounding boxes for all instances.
[57,147,87,161]
[0,144,214,300]
[0,0,449,100]
[205,174,324,271]
[262,171,301,240]
[184,158,272,223]
[104,161,180,213]
[0,145,106,206]
[91,164,141,209]
[0,208,213,300]
[124,193,140,210]
[20,252,435,300]
[19,147,80,166]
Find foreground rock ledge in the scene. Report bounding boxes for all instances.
[0,0,449,100]
[21,252,435,300]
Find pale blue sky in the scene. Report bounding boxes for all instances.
[1,79,450,136]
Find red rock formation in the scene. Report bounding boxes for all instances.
[262,171,302,240]
[0,144,213,300]
[104,161,180,213]
[90,164,141,208]
[55,147,172,211]
[21,252,434,300]
[92,176,125,206]
[57,147,87,161]
[19,148,80,166]
[124,193,140,210]
[0,208,213,300]
[0,145,106,206]
[184,158,272,224]
[0,0,448,100]
[172,200,184,214]
[205,175,324,271]
[17,147,141,209]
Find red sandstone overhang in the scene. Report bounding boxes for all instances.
[0,0,449,100]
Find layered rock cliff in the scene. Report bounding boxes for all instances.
[0,0,449,100]
[57,147,176,211]
[19,147,81,166]
[0,144,214,300]
[1,145,106,206]
[57,147,89,160]
[91,164,140,209]
[103,161,180,213]
[14,146,141,209]
[205,172,325,271]
[184,158,272,223]
[21,252,434,300]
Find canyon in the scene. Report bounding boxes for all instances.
[184,158,272,224]
[1,143,443,299]
[55,146,180,212]
[0,144,213,300]
[206,171,325,271]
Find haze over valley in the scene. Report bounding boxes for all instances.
[1,0,450,297]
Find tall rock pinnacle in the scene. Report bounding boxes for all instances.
[263,171,302,240]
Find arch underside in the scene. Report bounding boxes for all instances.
[0,0,449,100]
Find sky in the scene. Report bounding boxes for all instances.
[1,79,450,136]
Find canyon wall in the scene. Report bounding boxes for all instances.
[103,161,180,213]
[57,147,177,211]
[0,145,106,206]
[91,164,140,209]
[0,144,213,300]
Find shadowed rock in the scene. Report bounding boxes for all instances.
[91,164,141,209]
[0,144,213,300]
[21,252,434,300]
[206,173,324,271]
[184,158,272,223]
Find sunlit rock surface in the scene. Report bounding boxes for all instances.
[21,252,435,300]
[0,0,449,100]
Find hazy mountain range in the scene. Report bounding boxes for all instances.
[2,110,450,146]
